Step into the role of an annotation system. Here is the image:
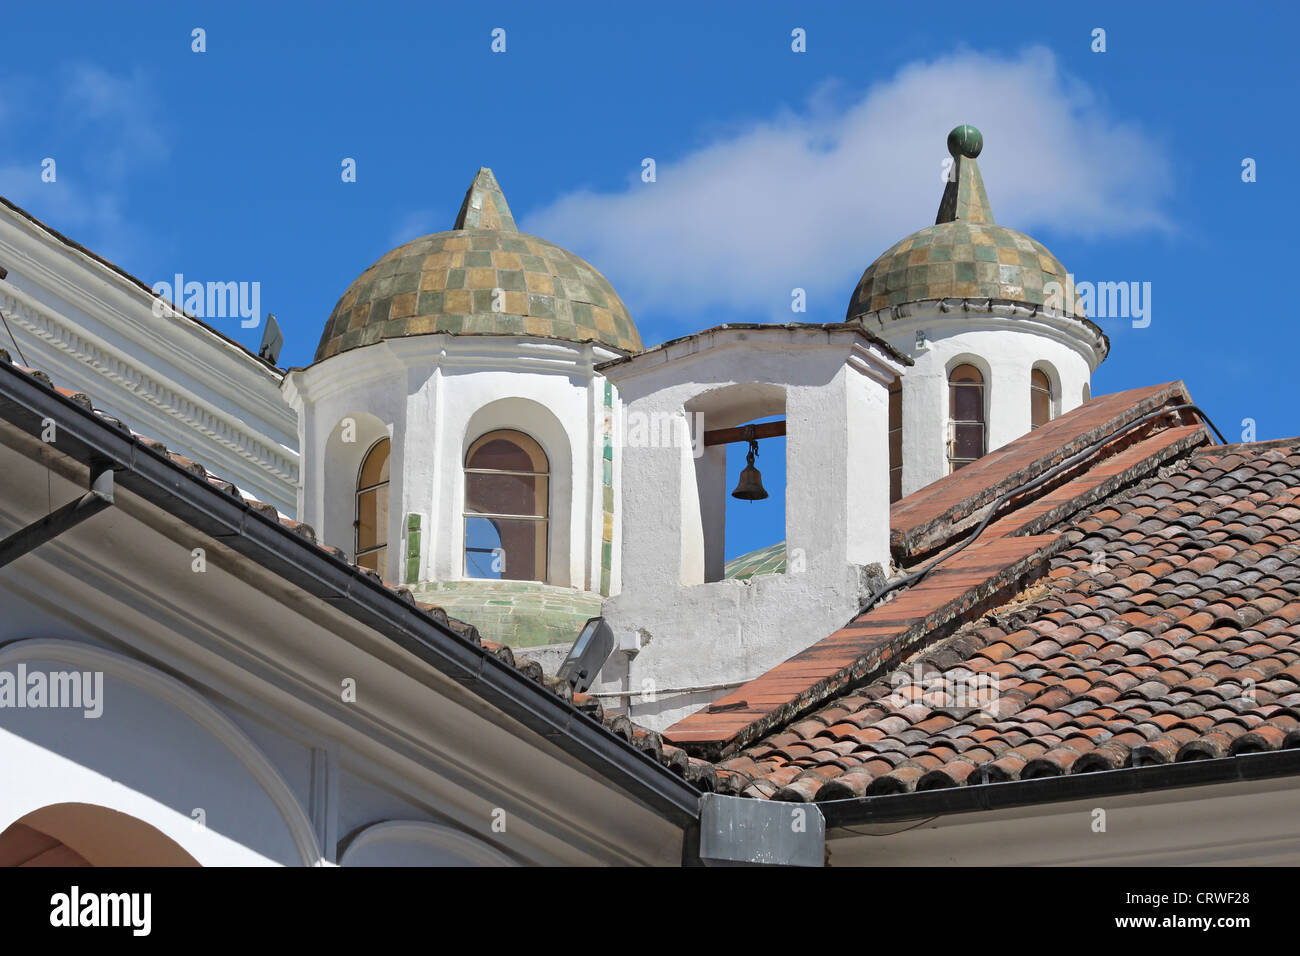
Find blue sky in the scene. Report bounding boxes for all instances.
[1,1,1296,559]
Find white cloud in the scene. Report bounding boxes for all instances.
[0,65,168,261]
[61,65,170,180]
[387,207,439,250]
[524,47,1172,333]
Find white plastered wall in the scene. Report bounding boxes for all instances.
[597,328,904,730]
[283,335,618,591]
[861,304,1107,496]
[0,435,684,866]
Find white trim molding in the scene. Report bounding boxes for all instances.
[0,638,324,867]
[339,820,517,867]
[0,282,299,509]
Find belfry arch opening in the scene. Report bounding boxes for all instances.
[683,384,787,586]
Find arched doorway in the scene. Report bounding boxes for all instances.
[0,803,200,867]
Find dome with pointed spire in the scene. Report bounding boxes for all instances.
[315,168,642,362]
[846,127,1086,321]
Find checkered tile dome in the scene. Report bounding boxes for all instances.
[315,168,642,362]
[846,221,1085,319]
[846,127,1085,321]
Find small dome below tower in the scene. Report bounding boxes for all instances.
[846,126,1086,321]
[315,168,643,362]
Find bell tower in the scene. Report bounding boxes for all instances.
[847,126,1108,496]
[594,323,908,730]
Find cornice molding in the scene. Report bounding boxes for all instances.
[846,341,907,388]
[0,203,286,403]
[0,284,299,484]
[287,335,605,409]
[860,298,1109,370]
[599,325,882,385]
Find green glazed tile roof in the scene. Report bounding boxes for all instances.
[315,168,643,362]
[846,127,1085,321]
[724,541,787,580]
[414,580,602,648]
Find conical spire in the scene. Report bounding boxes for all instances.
[453,167,518,232]
[936,125,994,225]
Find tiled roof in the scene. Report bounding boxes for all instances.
[668,386,1211,758]
[724,541,787,580]
[846,128,1087,322]
[711,438,1300,801]
[668,407,1300,802]
[847,222,1084,320]
[314,168,643,362]
[890,381,1196,561]
[671,534,1064,758]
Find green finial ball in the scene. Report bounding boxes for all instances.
[947,124,983,159]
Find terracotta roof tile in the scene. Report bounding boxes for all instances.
[890,382,1196,560]
[666,533,1062,758]
[715,437,1300,800]
[666,384,1220,761]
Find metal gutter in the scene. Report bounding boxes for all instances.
[818,748,1300,830]
[0,360,701,826]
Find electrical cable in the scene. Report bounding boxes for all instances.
[836,815,942,837]
[0,306,29,368]
[0,267,28,366]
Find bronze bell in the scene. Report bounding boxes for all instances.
[731,439,768,501]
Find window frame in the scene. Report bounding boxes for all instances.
[947,362,986,473]
[354,437,391,572]
[1030,366,1055,429]
[888,378,903,502]
[462,429,550,582]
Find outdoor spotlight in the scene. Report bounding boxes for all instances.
[558,617,615,694]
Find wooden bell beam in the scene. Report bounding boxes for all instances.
[702,420,786,447]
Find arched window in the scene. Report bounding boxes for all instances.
[948,364,985,473]
[355,438,390,572]
[1031,367,1054,429]
[888,378,903,502]
[464,430,548,581]
[1082,382,1091,403]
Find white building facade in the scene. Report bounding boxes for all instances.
[0,197,299,515]
[5,126,1204,868]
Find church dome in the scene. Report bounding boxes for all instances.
[846,126,1085,321]
[315,168,642,362]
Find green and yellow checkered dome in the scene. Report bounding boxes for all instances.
[846,126,1086,321]
[315,168,643,363]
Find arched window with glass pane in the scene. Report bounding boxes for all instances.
[1031,367,1054,429]
[947,364,985,473]
[464,430,548,582]
[355,438,390,572]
